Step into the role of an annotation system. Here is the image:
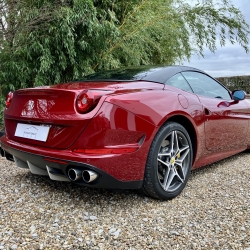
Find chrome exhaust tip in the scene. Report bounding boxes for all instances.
[68,168,82,181]
[82,170,98,183]
[0,147,5,158]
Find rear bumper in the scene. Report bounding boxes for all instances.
[0,142,143,189]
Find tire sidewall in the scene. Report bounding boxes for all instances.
[147,122,193,200]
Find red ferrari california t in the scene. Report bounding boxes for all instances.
[0,65,248,200]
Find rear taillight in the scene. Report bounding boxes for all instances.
[76,90,112,114]
[5,92,13,108]
[76,90,94,113]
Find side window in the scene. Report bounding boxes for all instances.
[182,71,231,100]
[165,73,193,93]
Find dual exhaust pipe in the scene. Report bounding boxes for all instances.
[68,168,98,183]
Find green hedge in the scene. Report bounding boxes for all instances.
[216,75,250,94]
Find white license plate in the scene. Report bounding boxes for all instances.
[15,123,50,142]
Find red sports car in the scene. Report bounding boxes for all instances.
[0,65,248,200]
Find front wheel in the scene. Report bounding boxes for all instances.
[141,122,193,200]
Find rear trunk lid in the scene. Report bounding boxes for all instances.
[5,88,92,149]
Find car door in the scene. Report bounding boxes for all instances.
[182,71,249,152]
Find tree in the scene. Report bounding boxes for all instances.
[0,0,249,99]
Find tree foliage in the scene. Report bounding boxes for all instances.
[0,0,249,110]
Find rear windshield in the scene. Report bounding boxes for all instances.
[79,66,165,81]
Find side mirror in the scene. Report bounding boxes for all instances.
[232,90,246,101]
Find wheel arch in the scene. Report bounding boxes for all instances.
[160,115,197,164]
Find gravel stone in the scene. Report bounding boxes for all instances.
[0,153,249,249]
[32,233,38,238]
[83,216,89,220]
[113,229,121,239]
[109,228,116,234]
[98,229,104,235]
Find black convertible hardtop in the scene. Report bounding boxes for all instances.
[78,65,205,84]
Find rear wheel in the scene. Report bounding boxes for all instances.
[141,122,193,200]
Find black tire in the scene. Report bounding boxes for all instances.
[141,122,193,200]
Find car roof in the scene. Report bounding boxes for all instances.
[79,65,205,84]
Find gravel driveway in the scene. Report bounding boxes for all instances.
[0,153,249,250]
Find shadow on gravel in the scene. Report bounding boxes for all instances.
[14,171,146,208]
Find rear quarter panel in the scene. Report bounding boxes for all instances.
[105,88,206,167]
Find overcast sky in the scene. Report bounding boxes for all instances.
[183,0,250,77]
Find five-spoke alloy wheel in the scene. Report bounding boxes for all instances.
[141,122,193,200]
